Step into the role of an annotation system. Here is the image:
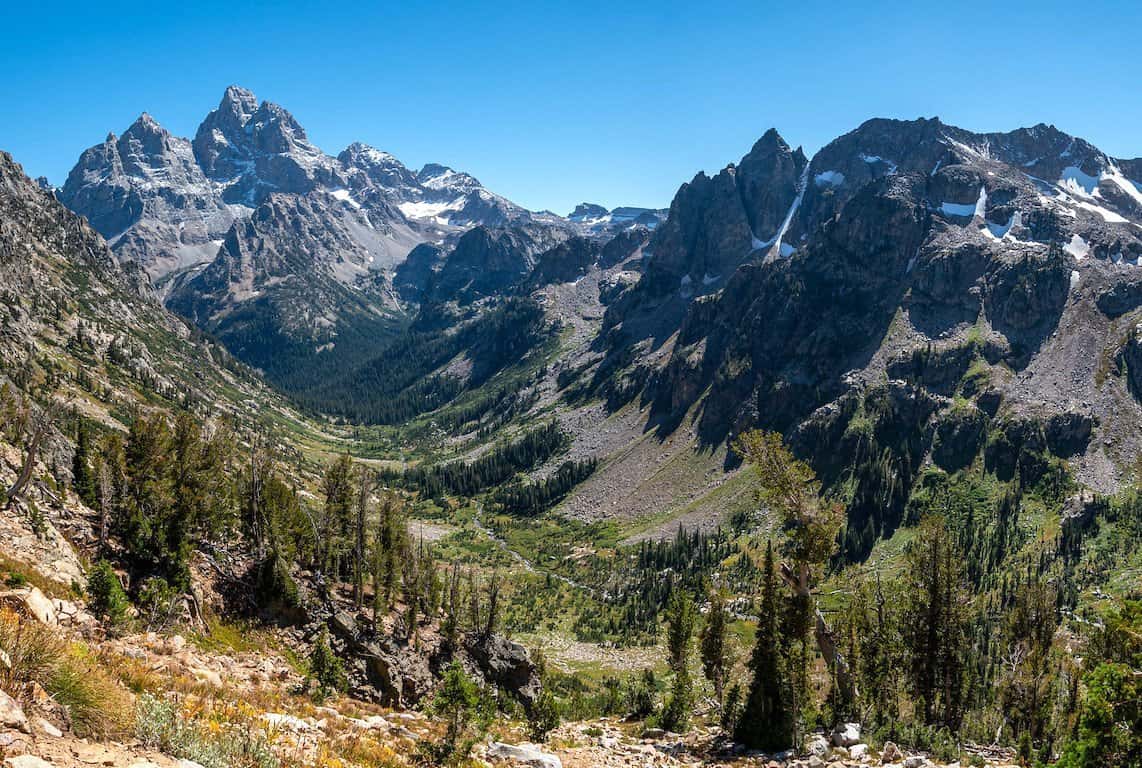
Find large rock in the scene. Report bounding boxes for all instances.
[0,588,57,626]
[466,632,542,706]
[487,742,562,768]
[831,722,861,747]
[3,756,52,768]
[0,689,30,734]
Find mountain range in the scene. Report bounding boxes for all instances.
[36,91,1142,536]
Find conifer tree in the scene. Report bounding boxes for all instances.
[320,453,354,579]
[661,589,696,732]
[700,589,730,709]
[903,515,969,729]
[71,418,96,507]
[737,541,794,750]
[733,430,853,707]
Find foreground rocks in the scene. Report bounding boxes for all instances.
[543,720,1019,768]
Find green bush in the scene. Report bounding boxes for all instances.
[526,689,560,742]
[85,560,129,625]
[308,628,347,701]
[135,693,279,768]
[136,577,179,630]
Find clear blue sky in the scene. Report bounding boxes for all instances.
[2,0,1139,214]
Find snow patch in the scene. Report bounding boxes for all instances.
[1059,166,1100,198]
[1073,199,1128,223]
[860,153,898,174]
[814,170,845,188]
[940,201,977,217]
[1101,168,1142,209]
[398,200,454,222]
[1070,269,1080,289]
[701,273,721,286]
[330,188,361,209]
[771,163,811,257]
[984,211,1022,240]
[1063,234,1090,260]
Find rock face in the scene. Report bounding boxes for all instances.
[585,115,1142,511]
[165,190,408,383]
[321,607,540,709]
[426,224,573,303]
[192,86,341,205]
[645,128,809,295]
[58,114,237,278]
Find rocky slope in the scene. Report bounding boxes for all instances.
[0,149,306,445]
[368,117,1142,536]
[565,118,1142,513]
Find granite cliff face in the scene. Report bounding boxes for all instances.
[59,113,238,278]
[589,117,1142,503]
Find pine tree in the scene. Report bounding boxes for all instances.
[733,430,853,710]
[320,453,355,579]
[660,589,697,732]
[903,515,969,729]
[72,418,97,507]
[736,541,794,751]
[354,466,372,607]
[700,589,730,709]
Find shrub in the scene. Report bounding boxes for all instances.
[308,628,347,701]
[526,689,560,742]
[85,560,129,625]
[135,693,279,768]
[48,645,133,738]
[136,577,180,631]
[626,669,656,719]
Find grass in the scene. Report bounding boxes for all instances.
[0,608,133,738]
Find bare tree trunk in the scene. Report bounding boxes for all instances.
[97,459,111,555]
[354,468,371,608]
[6,399,58,506]
[780,562,857,705]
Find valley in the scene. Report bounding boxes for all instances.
[0,83,1140,768]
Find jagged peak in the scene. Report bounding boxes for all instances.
[418,162,455,179]
[341,142,400,165]
[221,84,258,110]
[124,112,166,138]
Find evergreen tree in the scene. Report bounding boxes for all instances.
[903,515,969,729]
[660,589,696,732]
[737,541,794,751]
[699,588,730,709]
[431,661,480,752]
[319,453,355,579]
[72,418,97,507]
[733,430,853,712]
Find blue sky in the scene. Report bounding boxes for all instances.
[1,0,1139,214]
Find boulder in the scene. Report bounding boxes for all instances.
[466,633,541,706]
[850,743,870,760]
[0,690,30,733]
[903,757,929,768]
[0,588,58,626]
[34,718,61,738]
[806,733,831,757]
[3,756,52,768]
[832,722,861,747]
[487,742,562,768]
[880,741,902,763]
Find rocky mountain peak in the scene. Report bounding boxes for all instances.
[568,203,609,221]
